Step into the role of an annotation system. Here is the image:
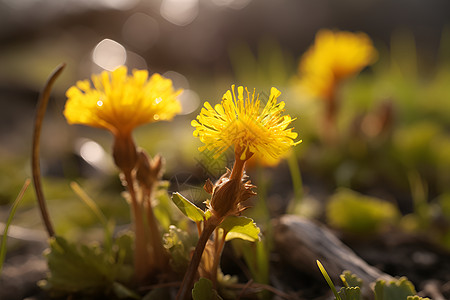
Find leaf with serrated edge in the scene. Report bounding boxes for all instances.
[407,296,431,300]
[163,226,196,272]
[171,192,205,222]
[338,286,362,300]
[374,277,416,300]
[41,236,114,293]
[40,234,134,295]
[340,271,363,288]
[219,216,260,242]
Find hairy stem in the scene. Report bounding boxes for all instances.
[144,188,169,273]
[230,156,246,181]
[124,170,150,284]
[176,218,219,300]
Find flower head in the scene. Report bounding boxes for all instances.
[299,29,377,99]
[64,66,182,137]
[192,85,300,163]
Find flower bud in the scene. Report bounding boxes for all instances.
[112,133,138,174]
[210,177,240,219]
[207,169,256,219]
[136,149,163,190]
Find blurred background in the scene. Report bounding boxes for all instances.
[1,0,450,299]
[1,0,450,268]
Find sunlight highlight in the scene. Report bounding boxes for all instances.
[92,39,127,71]
[160,0,199,26]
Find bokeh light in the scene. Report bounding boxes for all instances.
[96,0,140,11]
[92,38,127,71]
[122,13,159,51]
[211,0,252,10]
[1,1,450,299]
[78,139,105,166]
[177,89,200,115]
[160,0,199,26]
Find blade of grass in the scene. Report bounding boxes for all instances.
[287,151,303,213]
[70,182,113,253]
[407,171,429,225]
[0,179,31,274]
[317,260,342,300]
[32,63,66,237]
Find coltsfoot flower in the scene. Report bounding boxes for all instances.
[64,66,182,172]
[64,66,182,136]
[64,67,181,282]
[178,85,302,298]
[192,85,300,164]
[299,29,377,99]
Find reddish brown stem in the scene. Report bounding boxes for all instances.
[230,156,246,181]
[196,221,202,236]
[176,219,218,300]
[144,188,169,272]
[124,170,150,284]
[323,82,338,144]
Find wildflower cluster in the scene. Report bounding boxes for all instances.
[18,23,441,300]
[38,65,300,299]
[175,85,299,299]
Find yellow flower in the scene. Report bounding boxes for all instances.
[299,29,377,99]
[64,66,182,136]
[192,85,300,163]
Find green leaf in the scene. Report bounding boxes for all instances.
[70,182,113,253]
[0,179,30,274]
[172,192,205,222]
[219,216,260,242]
[327,189,400,234]
[40,236,113,293]
[340,271,363,288]
[192,278,222,300]
[40,235,134,296]
[407,296,431,300]
[154,180,182,231]
[112,232,134,282]
[114,231,134,265]
[232,239,269,285]
[338,286,362,300]
[163,225,197,272]
[374,277,416,300]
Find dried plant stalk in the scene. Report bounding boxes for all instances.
[31,63,66,237]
